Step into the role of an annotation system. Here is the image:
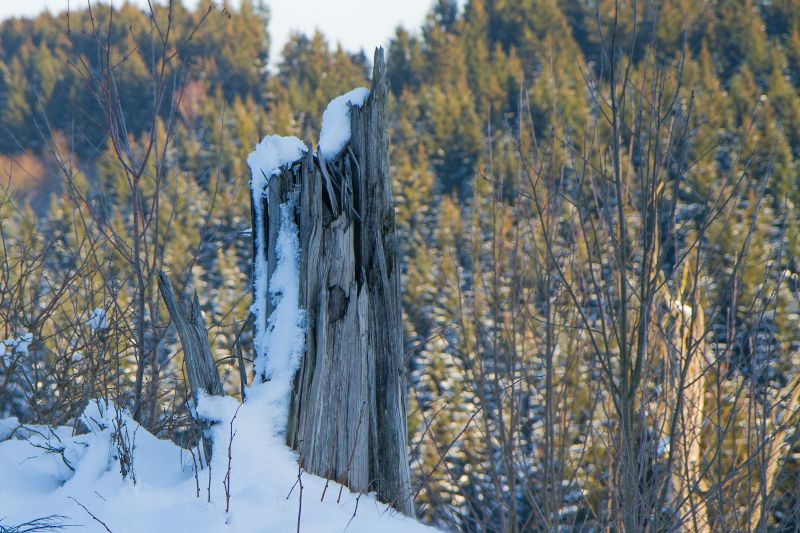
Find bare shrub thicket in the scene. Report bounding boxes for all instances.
[409,3,800,531]
[0,1,249,451]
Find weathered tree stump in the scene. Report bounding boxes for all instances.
[249,48,414,516]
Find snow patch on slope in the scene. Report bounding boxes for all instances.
[0,393,433,532]
[318,87,369,161]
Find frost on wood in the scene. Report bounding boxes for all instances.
[251,201,304,387]
[247,134,307,438]
[247,135,307,394]
[247,49,415,516]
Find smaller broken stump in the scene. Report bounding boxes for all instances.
[157,271,224,461]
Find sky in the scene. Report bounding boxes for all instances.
[0,0,437,67]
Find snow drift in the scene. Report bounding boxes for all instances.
[0,393,431,532]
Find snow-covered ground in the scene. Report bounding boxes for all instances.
[0,390,432,532]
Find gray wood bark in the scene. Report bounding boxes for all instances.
[157,270,223,460]
[252,48,414,516]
